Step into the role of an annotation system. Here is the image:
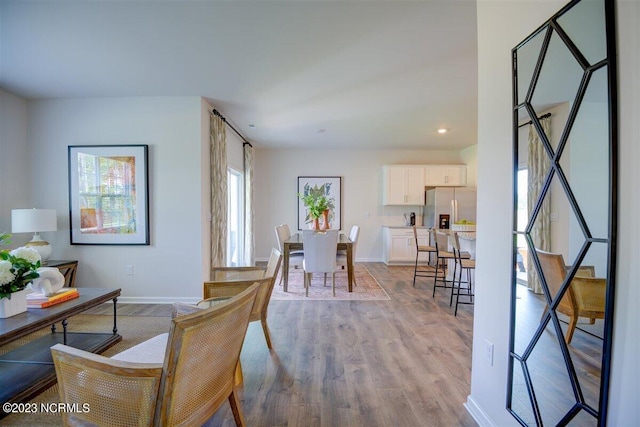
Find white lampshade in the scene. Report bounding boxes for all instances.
[11,209,58,233]
[11,209,57,264]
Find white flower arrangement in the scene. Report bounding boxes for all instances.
[0,245,41,300]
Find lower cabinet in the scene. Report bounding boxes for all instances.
[383,227,429,265]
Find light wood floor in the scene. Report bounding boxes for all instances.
[218,262,476,426]
[92,262,477,426]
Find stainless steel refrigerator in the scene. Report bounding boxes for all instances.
[423,187,477,228]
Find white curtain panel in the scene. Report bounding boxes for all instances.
[210,114,227,268]
[527,117,552,294]
[243,143,255,266]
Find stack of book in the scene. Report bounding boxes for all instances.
[27,288,79,308]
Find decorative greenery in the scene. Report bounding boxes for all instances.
[298,183,336,224]
[0,240,41,300]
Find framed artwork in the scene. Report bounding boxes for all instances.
[68,145,150,245]
[297,176,342,231]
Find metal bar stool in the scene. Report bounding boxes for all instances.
[432,230,457,297]
[451,232,475,316]
[412,225,437,287]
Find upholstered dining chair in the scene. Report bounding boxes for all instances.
[202,248,282,349]
[51,283,260,427]
[275,224,303,286]
[337,225,360,284]
[535,249,606,344]
[302,229,339,297]
[451,232,475,315]
[412,225,437,288]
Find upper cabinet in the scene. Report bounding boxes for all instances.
[424,165,467,187]
[382,165,425,205]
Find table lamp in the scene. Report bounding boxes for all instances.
[11,208,57,264]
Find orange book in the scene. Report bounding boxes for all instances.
[27,289,79,308]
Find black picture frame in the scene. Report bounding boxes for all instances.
[68,144,150,245]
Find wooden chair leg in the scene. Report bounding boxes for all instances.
[565,316,578,344]
[228,388,246,427]
[332,272,336,297]
[234,360,243,387]
[261,317,273,349]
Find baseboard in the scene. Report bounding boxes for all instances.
[465,395,496,427]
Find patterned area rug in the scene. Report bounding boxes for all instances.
[271,264,390,301]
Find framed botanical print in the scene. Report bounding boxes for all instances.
[297,176,342,231]
[68,145,150,245]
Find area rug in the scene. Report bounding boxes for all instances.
[1,314,171,426]
[271,264,390,301]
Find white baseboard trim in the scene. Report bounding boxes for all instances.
[465,395,495,427]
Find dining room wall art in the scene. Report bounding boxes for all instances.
[297,176,341,231]
[68,145,150,245]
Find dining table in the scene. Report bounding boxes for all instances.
[282,232,354,293]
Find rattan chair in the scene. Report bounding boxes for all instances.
[536,249,606,344]
[451,232,475,315]
[412,225,437,288]
[51,283,260,427]
[202,248,282,349]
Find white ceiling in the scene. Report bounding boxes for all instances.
[0,0,478,150]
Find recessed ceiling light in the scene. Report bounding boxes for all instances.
[437,128,448,134]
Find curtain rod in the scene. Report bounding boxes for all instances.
[518,112,552,128]
[211,109,253,147]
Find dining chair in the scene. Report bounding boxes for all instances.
[337,225,360,285]
[412,225,437,288]
[302,229,339,297]
[275,224,303,286]
[451,232,475,315]
[535,249,606,344]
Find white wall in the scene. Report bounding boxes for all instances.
[253,148,471,261]
[0,90,32,242]
[26,97,208,303]
[470,1,639,426]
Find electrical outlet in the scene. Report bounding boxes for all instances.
[485,339,494,366]
[126,265,134,275]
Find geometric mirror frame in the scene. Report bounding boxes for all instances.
[509,0,617,425]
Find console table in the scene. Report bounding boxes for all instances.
[0,288,121,415]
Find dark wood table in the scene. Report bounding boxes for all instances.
[0,288,121,414]
[283,233,354,292]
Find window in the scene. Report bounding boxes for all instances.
[227,168,244,266]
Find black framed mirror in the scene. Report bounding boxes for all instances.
[508,0,617,425]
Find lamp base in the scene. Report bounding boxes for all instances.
[25,233,52,264]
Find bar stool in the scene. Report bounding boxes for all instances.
[412,225,437,287]
[451,232,475,316]
[432,231,456,297]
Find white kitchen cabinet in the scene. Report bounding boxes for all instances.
[425,165,467,187]
[382,165,425,205]
[383,227,430,265]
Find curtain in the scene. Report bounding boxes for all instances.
[243,143,255,266]
[527,117,552,294]
[210,114,227,268]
